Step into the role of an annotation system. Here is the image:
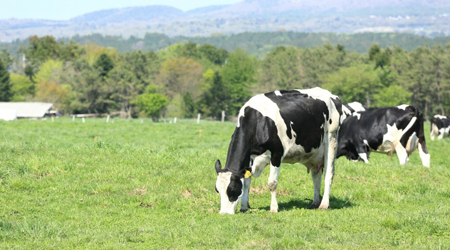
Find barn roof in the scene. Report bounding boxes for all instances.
[0,102,54,118]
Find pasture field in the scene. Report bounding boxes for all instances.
[0,117,449,249]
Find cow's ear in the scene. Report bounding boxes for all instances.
[215,160,222,174]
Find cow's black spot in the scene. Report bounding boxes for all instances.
[264,90,328,153]
[227,175,243,202]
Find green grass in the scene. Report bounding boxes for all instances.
[0,118,449,249]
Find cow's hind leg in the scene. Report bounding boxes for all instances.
[418,142,430,167]
[395,143,408,165]
[309,166,323,209]
[268,164,280,213]
[319,132,338,210]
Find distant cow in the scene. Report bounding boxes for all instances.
[215,87,344,214]
[430,115,450,140]
[342,102,365,118]
[337,105,430,167]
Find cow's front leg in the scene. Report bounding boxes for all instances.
[268,165,280,213]
[309,167,322,209]
[240,177,251,212]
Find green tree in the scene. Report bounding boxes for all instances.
[0,60,12,101]
[135,85,169,122]
[182,92,196,118]
[24,35,60,64]
[66,59,110,114]
[24,65,35,82]
[297,44,358,88]
[0,49,13,68]
[10,74,35,101]
[155,57,203,117]
[93,53,114,77]
[106,65,138,118]
[221,48,256,116]
[198,44,228,65]
[258,46,303,92]
[198,71,229,119]
[372,85,411,107]
[323,64,381,107]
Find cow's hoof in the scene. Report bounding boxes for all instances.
[318,204,329,210]
[270,209,278,213]
[240,208,248,213]
[308,203,320,209]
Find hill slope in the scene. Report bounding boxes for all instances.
[1,0,450,42]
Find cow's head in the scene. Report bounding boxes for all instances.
[337,140,360,161]
[214,160,243,214]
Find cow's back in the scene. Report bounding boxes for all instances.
[237,88,342,167]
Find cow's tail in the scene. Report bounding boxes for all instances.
[415,107,431,167]
[430,117,438,141]
[412,108,427,152]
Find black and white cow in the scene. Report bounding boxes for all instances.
[337,105,430,167]
[214,87,344,214]
[430,115,450,140]
[342,102,365,118]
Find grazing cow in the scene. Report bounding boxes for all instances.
[337,105,430,167]
[430,115,450,140]
[342,102,365,118]
[214,87,344,214]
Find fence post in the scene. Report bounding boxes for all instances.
[221,110,225,123]
[197,113,201,124]
[106,115,110,123]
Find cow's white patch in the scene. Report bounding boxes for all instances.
[342,105,352,117]
[405,132,418,153]
[359,153,369,163]
[438,128,445,139]
[250,151,271,178]
[377,117,417,153]
[353,112,361,120]
[418,143,431,168]
[215,172,243,214]
[268,165,280,212]
[363,140,369,146]
[430,123,439,141]
[395,143,408,165]
[347,102,365,112]
[396,104,409,110]
[274,90,282,96]
[434,115,447,119]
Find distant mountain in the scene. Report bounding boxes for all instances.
[1,0,450,42]
[70,6,185,24]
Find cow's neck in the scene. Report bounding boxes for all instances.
[224,126,252,177]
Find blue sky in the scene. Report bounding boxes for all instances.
[2,0,242,20]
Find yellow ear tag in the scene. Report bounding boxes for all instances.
[245,170,252,178]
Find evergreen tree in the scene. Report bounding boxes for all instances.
[94,53,114,77]
[198,71,229,119]
[0,60,12,101]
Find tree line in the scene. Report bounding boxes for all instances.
[0,35,449,120]
[3,31,450,58]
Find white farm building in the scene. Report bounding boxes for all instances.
[0,102,55,120]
